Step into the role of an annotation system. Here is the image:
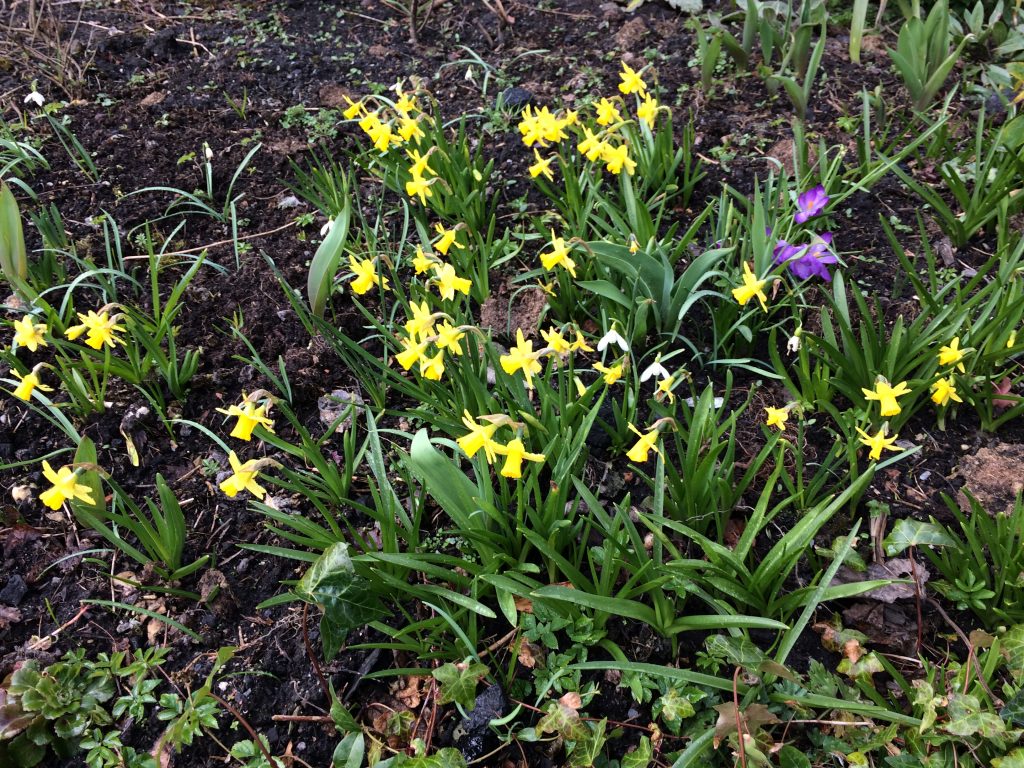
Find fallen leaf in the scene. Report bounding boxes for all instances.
[712,703,779,748]
[396,677,422,709]
[0,605,22,629]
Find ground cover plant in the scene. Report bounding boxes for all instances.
[2,0,1024,766]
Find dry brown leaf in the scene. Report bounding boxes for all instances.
[396,677,422,709]
[559,691,582,710]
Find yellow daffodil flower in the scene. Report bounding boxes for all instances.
[495,438,545,479]
[518,105,569,147]
[349,255,388,295]
[12,315,48,352]
[457,411,504,464]
[595,98,622,126]
[629,234,639,254]
[11,368,53,401]
[540,231,577,277]
[764,405,788,430]
[395,92,417,116]
[66,309,126,350]
[407,148,434,177]
[342,96,364,120]
[395,334,429,371]
[413,245,435,275]
[731,262,768,311]
[40,460,95,510]
[636,94,660,127]
[529,149,555,181]
[217,397,275,441]
[861,377,911,417]
[577,127,604,162]
[397,116,424,142]
[405,173,433,205]
[419,350,445,381]
[540,327,571,355]
[656,375,675,403]
[930,376,963,407]
[938,337,967,372]
[1009,330,1018,349]
[435,321,465,355]
[570,329,593,353]
[594,361,624,385]
[601,142,636,175]
[618,61,647,96]
[626,423,660,463]
[432,262,472,301]
[403,301,436,337]
[500,329,543,389]
[856,427,900,462]
[434,223,461,256]
[220,451,267,499]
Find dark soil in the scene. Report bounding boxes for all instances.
[1,1,1020,766]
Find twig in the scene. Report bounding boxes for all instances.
[303,603,332,703]
[926,597,1003,707]
[28,604,89,650]
[208,692,279,767]
[271,714,333,723]
[733,666,747,768]
[122,219,296,260]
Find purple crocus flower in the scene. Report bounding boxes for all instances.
[794,185,829,224]
[773,233,838,281]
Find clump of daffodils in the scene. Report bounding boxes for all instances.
[456,411,545,479]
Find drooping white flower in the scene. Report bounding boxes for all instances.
[639,359,670,382]
[24,91,44,107]
[320,218,334,237]
[597,328,629,353]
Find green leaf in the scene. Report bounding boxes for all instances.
[993,748,1024,768]
[537,700,588,741]
[568,719,607,768]
[653,688,695,733]
[778,745,811,768]
[0,181,27,284]
[622,736,653,768]
[1001,687,1024,727]
[431,661,488,709]
[837,652,884,683]
[405,748,467,768]
[883,519,956,556]
[297,543,388,659]
[1004,625,1024,681]
[308,191,351,318]
[944,693,1006,738]
[912,680,942,733]
[332,732,365,768]
[704,635,765,671]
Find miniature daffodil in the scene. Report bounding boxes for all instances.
[540,231,577,277]
[618,61,647,96]
[529,149,555,181]
[861,377,911,417]
[496,438,545,479]
[594,361,624,385]
[626,423,660,463]
[40,461,95,510]
[930,376,963,407]
[764,406,788,430]
[11,367,53,402]
[217,396,274,441]
[432,262,472,301]
[219,452,267,499]
[457,411,504,464]
[349,255,388,295]
[938,337,967,372]
[12,315,48,352]
[500,329,543,389]
[731,262,768,311]
[856,427,900,462]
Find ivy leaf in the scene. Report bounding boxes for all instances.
[537,699,588,741]
[944,693,1007,739]
[653,688,695,735]
[912,680,943,733]
[621,736,653,768]
[992,748,1024,768]
[406,748,467,768]
[1001,687,1024,727]
[431,661,488,709]
[712,703,779,748]
[1003,625,1024,681]
[296,543,388,659]
[331,732,364,768]
[778,745,811,768]
[837,652,884,684]
[883,519,956,556]
[567,719,607,768]
[705,635,765,671]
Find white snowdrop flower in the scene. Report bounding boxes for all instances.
[597,328,629,353]
[639,360,670,382]
[684,396,725,409]
[320,218,334,237]
[203,143,214,160]
[787,335,801,354]
[24,91,44,107]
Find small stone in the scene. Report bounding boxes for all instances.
[453,685,507,762]
[496,86,533,111]
[0,575,27,606]
[318,390,364,432]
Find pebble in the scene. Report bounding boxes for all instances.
[0,575,27,606]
